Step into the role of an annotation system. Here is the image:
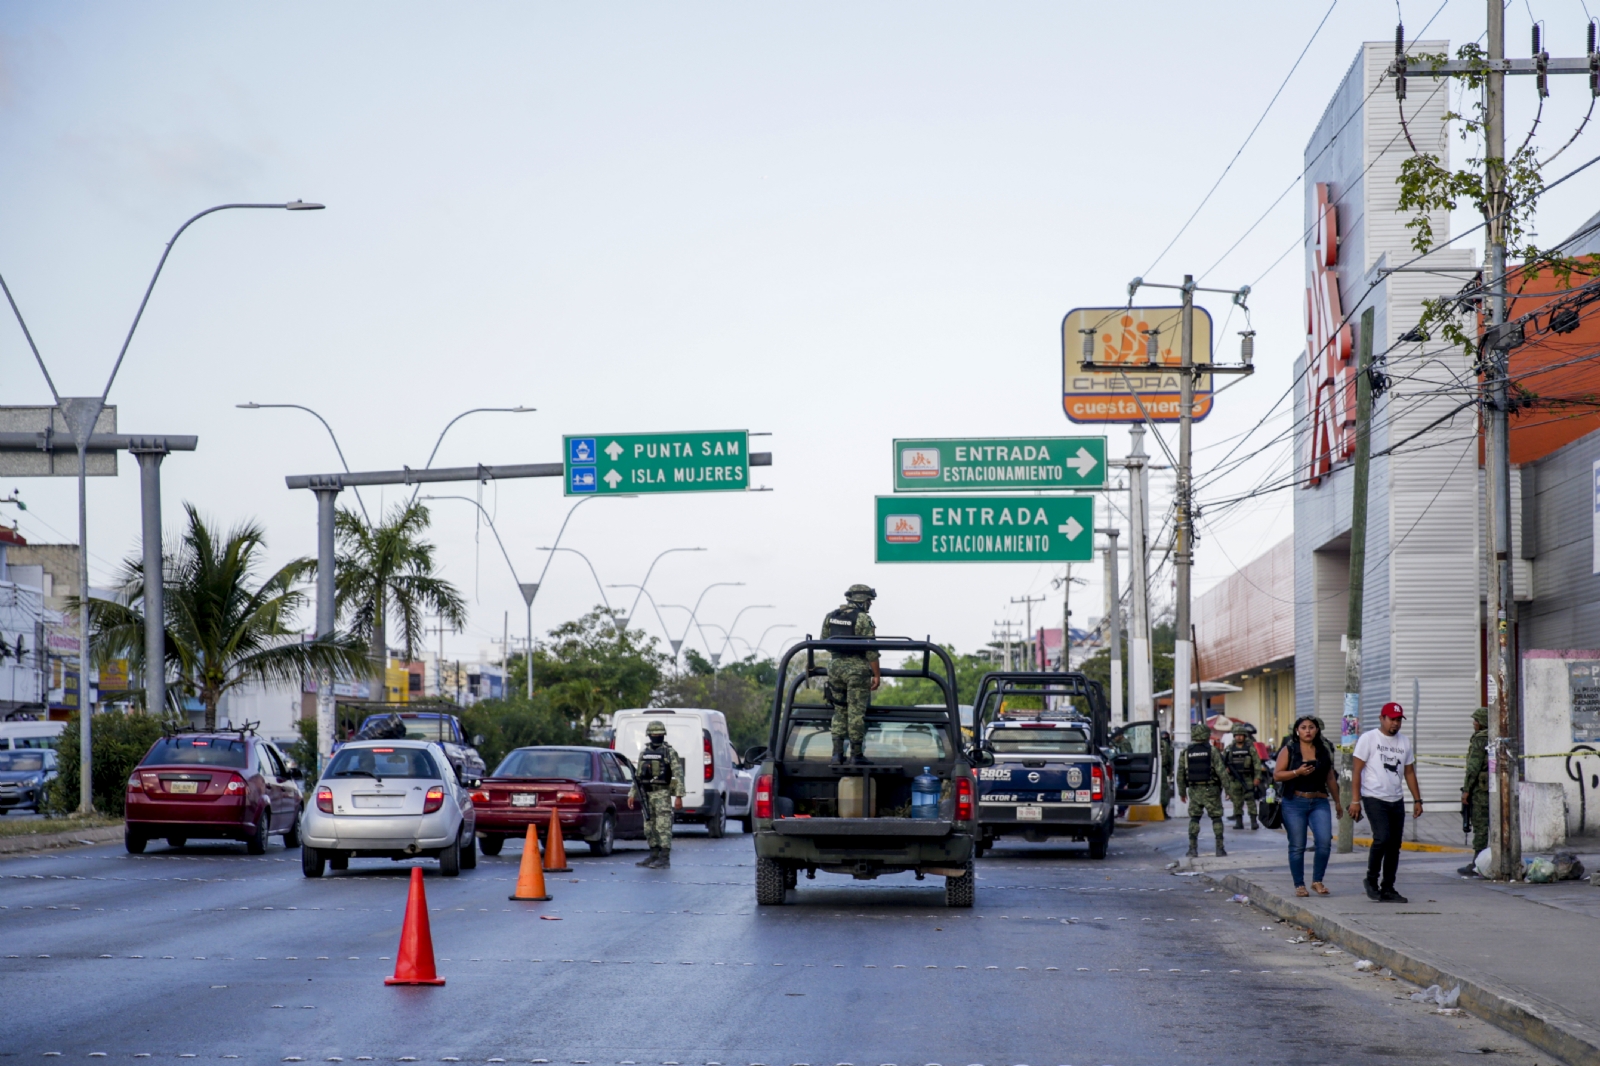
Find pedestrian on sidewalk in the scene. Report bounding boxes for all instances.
[1349,702,1424,903]
[1458,707,1489,877]
[1273,714,1340,897]
[1179,722,1232,858]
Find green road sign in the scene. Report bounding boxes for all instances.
[564,430,749,496]
[892,436,1107,492]
[875,495,1095,563]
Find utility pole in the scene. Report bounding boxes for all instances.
[1122,428,1155,725]
[1338,308,1377,854]
[1010,593,1046,669]
[1097,527,1124,721]
[993,620,1019,671]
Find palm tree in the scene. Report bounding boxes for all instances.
[82,504,371,730]
[334,502,467,690]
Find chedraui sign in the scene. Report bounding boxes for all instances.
[874,495,1095,563]
[1060,305,1213,424]
[893,436,1106,492]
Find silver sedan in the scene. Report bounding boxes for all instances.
[300,740,477,877]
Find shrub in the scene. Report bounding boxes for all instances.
[48,710,165,817]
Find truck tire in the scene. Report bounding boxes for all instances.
[944,860,975,908]
[755,856,787,905]
[1088,823,1110,860]
[479,834,504,856]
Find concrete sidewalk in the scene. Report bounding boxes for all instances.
[1135,806,1600,1065]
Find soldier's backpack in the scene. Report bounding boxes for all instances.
[1184,743,1215,787]
[636,746,672,787]
[1227,746,1257,778]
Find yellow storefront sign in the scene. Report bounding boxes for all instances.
[1060,306,1213,424]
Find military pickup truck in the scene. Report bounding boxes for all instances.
[969,671,1115,859]
[748,638,982,907]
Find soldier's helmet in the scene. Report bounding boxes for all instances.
[1231,722,1255,736]
[1191,723,1212,742]
[845,583,877,602]
[1472,706,1489,726]
[646,720,667,738]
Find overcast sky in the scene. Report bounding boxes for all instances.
[2,1,1596,670]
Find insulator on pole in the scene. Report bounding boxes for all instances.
[1532,24,1542,54]
[1394,23,1408,100]
[1080,328,1095,362]
[1143,328,1160,362]
[1588,19,1596,55]
[1239,331,1256,367]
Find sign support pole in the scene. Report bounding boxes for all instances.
[1099,527,1124,722]
[1173,277,1195,748]
[1124,427,1154,726]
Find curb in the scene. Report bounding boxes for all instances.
[1205,870,1600,1066]
[1351,836,1473,854]
[0,824,122,855]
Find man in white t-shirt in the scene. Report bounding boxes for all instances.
[1349,702,1423,902]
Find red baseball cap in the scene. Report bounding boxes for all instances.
[1380,702,1405,720]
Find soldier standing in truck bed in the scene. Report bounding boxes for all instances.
[821,584,881,766]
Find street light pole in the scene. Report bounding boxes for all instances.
[535,546,611,612]
[237,402,371,524]
[669,582,745,666]
[624,547,706,626]
[409,406,535,505]
[711,604,775,667]
[4,200,323,813]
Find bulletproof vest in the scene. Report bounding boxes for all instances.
[636,744,672,787]
[1184,743,1215,787]
[1227,746,1256,776]
[827,606,866,655]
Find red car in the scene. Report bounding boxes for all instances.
[124,732,304,855]
[471,746,644,857]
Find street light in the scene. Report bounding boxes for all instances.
[1,199,322,813]
[712,604,774,666]
[421,494,532,710]
[662,581,744,665]
[236,402,371,524]
[751,623,797,659]
[607,583,680,647]
[623,547,705,626]
[409,406,535,504]
[535,546,611,612]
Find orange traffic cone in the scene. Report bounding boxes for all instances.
[384,867,445,986]
[543,807,571,873]
[509,823,552,902]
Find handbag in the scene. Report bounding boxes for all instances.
[1259,784,1283,830]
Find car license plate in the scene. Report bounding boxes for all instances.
[511,793,539,807]
[1016,805,1043,821]
[167,781,199,794]
[353,794,403,808]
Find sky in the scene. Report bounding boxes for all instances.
[3,1,1598,672]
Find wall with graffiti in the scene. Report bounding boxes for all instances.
[1523,650,1600,839]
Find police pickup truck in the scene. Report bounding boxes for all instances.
[970,671,1114,859]
[749,637,981,907]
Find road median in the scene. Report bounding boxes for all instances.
[0,822,122,855]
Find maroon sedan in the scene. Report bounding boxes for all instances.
[124,732,304,855]
[471,746,644,856]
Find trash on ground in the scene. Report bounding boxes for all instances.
[1228,893,1250,903]
[1410,984,1462,1007]
[1435,1008,1464,1016]
[1286,936,1307,944]
[1173,871,1201,877]
[1354,959,1377,971]
[1474,848,1493,878]
[1553,850,1586,881]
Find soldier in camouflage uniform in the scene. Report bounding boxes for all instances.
[1159,729,1174,815]
[1457,707,1490,876]
[628,720,684,869]
[821,584,881,766]
[1178,722,1233,857]
[1224,723,1266,830]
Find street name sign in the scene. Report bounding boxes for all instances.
[893,436,1107,492]
[1060,305,1213,424]
[563,430,749,495]
[875,495,1095,563]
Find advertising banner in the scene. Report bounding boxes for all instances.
[1061,306,1213,424]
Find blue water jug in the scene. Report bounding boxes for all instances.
[911,767,940,819]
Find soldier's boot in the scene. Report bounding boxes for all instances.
[1215,841,1228,857]
[637,847,659,867]
[1185,839,1199,858]
[656,849,671,869]
[1249,812,1259,830]
[850,740,870,766]
[1232,814,1244,830]
[830,736,847,765]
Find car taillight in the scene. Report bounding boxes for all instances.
[315,786,334,814]
[140,771,161,793]
[126,773,142,793]
[1090,763,1105,801]
[556,790,585,804]
[754,774,773,819]
[704,734,714,782]
[423,786,445,813]
[955,775,974,821]
[219,774,246,795]
[470,790,490,805]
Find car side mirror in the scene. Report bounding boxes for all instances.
[289,766,304,780]
[968,742,996,769]
[472,734,485,747]
[742,745,769,767]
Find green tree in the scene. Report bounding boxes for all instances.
[48,709,165,816]
[503,607,669,738]
[874,646,994,709]
[81,504,370,730]
[660,650,778,754]
[335,501,467,685]
[459,692,588,773]
[1079,619,1176,708]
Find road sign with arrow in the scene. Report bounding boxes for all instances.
[874,495,1094,563]
[563,431,749,496]
[892,436,1106,492]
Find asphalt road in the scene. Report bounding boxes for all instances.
[0,820,1553,1065]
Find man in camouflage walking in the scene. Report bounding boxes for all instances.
[821,584,881,766]
[1178,722,1233,858]
[1457,707,1490,876]
[1224,723,1266,830]
[628,720,684,868]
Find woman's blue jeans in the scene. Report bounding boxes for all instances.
[1281,795,1332,887]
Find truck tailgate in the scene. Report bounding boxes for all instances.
[772,817,953,837]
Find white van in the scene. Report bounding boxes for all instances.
[0,720,66,751]
[611,708,746,837]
